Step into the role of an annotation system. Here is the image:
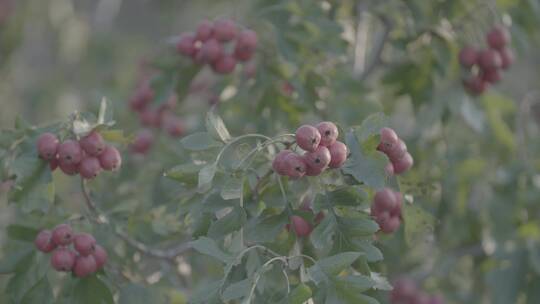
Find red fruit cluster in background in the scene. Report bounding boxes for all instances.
[273,122,348,178]
[36,131,122,179]
[390,278,445,304]
[176,19,258,75]
[370,188,403,234]
[377,128,413,176]
[459,25,514,96]
[34,224,108,278]
[286,196,325,237]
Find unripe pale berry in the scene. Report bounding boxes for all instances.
[212,55,237,74]
[463,76,487,96]
[73,255,97,278]
[303,146,331,170]
[316,122,338,147]
[289,215,312,237]
[34,230,57,253]
[79,131,105,156]
[378,127,399,153]
[386,139,407,162]
[328,141,347,168]
[498,48,514,69]
[295,125,321,152]
[130,129,154,155]
[37,133,59,160]
[482,68,502,84]
[195,20,213,42]
[176,33,197,56]
[99,146,122,171]
[478,49,502,70]
[59,160,79,176]
[393,152,413,174]
[74,233,96,256]
[201,39,223,63]
[79,157,102,179]
[458,46,478,68]
[486,26,510,50]
[272,150,293,175]
[51,248,76,272]
[58,140,83,165]
[52,224,74,246]
[92,245,108,269]
[212,19,237,42]
[283,153,307,179]
[162,114,185,138]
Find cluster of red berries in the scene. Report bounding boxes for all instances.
[377,128,413,176]
[176,19,258,75]
[273,122,348,178]
[286,197,325,238]
[390,278,444,304]
[128,79,185,155]
[34,224,107,278]
[459,25,513,96]
[37,131,122,179]
[370,188,402,234]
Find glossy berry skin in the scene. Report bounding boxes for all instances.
[482,68,502,84]
[498,48,514,69]
[130,129,154,155]
[195,20,213,42]
[52,224,74,246]
[176,33,197,56]
[212,19,237,42]
[80,131,105,156]
[37,133,59,160]
[92,245,108,269]
[328,141,347,168]
[74,233,96,256]
[201,39,223,63]
[34,230,57,253]
[295,125,321,152]
[487,26,510,50]
[458,46,478,68]
[58,140,83,165]
[316,122,338,147]
[393,152,414,174]
[463,76,487,96]
[50,248,76,272]
[272,150,293,175]
[79,157,102,179]
[283,153,307,179]
[162,114,185,138]
[212,55,237,74]
[303,146,331,171]
[73,255,97,278]
[59,160,79,175]
[478,49,502,70]
[99,146,122,171]
[289,215,313,237]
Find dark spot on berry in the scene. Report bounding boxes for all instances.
[315,158,320,163]
[295,167,302,171]
[66,156,71,160]
[311,138,317,143]
[325,130,331,136]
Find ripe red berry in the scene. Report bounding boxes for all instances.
[73,255,97,278]
[34,230,57,253]
[372,188,398,215]
[391,278,417,302]
[236,29,258,51]
[58,160,79,176]
[303,146,331,171]
[212,55,237,74]
[73,233,96,256]
[162,114,185,138]
[378,127,399,154]
[37,133,59,160]
[196,20,213,42]
[79,131,105,156]
[328,141,348,168]
[386,139,407,161]
[49,158,59,171]
[486,26,510,50]
[58,140,83,165]
[52,224,74,246]
[283,153,307,179]
[498,48,514,69]
[200,38,223,63]
[272,150,293,175]
[129,84,154,112]
[234,47,254,62]
[482,68,502,84]
[289,215,313,237]
[50,248,76,272]
[478,49,502,70]
[295,125,321,152]
[380,216,400,233]
[393,152,414,174]
[305,164,324,176]
[458,46,478,68]
[139,108,161,127]
[99,146,122,171]
[79,156,102,179]
[212,19,237,42]
[392,191,403,218]
[316,122,338,147]
[92,245,107,269]
[463,76,487,96]
[176,33,197,56]
[130,129,154,155]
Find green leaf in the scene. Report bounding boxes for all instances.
[191,280,222,304]
[165,163,204,184]
[21,277,53,304]
[206,110,231,143]
[353,113,389,143]
[245,212,288,243]
[222,278,252,302]
[308,252,362,284]
[119,283,163,304]
[180,132,222,151]
[100,129,132,145]
[337,216,379,237]
[221,175,244,200]
[6,253,49,303]
[70,276,114,304]
[486,249,528,304]
[208,207,247,239]
[288,283,312,304]
[0,246,33,274]
[7,224,39,242]
[402,204,435,246]
[342,130,387,189]
[191,237,233,263]
[198,163,217,193]
[310,214,336,250]
[9,155,54,212]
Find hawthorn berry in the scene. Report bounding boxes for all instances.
[391,278,417,302]
[52,224,74,246]
[59,160,79,175]
[49,158,59,171]
[378,127,399,153]
[498,48,514,69]
[463,76,487,96]
[200,38,223,63]
[303,146,331,171]
[393,152,414,174]
[99,145,122,171]
[73,255,97,278]
[458,46,478,68]
[162,114,185,138]
[130,129,154,155]
[373,188,398,213]
[37,133,59,160]
[305,164,324,176]
[295,125,321,152]
[283,153,307,178]
[195,20,213,42]
[92,245,108,269]
[73,233,96,256]
[478,49,502,70]
[79,156,102,179]
[328,141,348,168]
[482,68,502,84]
[34,230,57,253]
[236,29,258,51]
[386,139,407,161]
[486,26,510,50]
[50,248,76,272]
[289,215,312,237]
[212,19,237,42]
[129,83,154,112]
[234,47,254,62]
[80,131,105,156]
[316,121,338,147]
[139,108,161,127]
[176,33,197,56]
[272,150,293,175]
[380,216,400,234]
[58,140,83,165]
[371,188,402,234]
[212,55,237,74]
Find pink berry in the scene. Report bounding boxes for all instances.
[283,153,307,179]
[130,129,154,155]
[79,157,102,179]
[196,20,213,42]
[34,230,57,253]
[99,146,122,171]
[92,245,108,269]
[73,255,97,278]
[458,46,478,68]
[372,188,398,215]
[79,131,105,156]
[139,108,161,127]
[482,68,502,84]
[393,152,414,174]
[487,26,510,50]
[58,140,83,165]
[392,191,403,218]
[235,29,258,51]
[129,83,154,112]
[328,141,347,168]
[305,164,324,176]
[272,150,293,176]
[59,160,79,176]
[391,278,417,301]
[37,133,59,160]
[234,47,254,62]
[212,19,237,42]
[478,49,502,70]
[316,122,338,147]
[212,55,237,74]
[303,146,331,171]
[385,162,394,176]
[463,76,488,96]
[295,125,321,152]
[162,114,185,138]
[378,127,399,153]
[380,216,400,233]
[49,158,59,171]
[52,224,74,246]
[74,233,96,256]
[200,39,223,63]
[498,48,514,69]
[176,33,197,56]
[289,215,312,237]
[50,248,76,272]
[386,139,408,161]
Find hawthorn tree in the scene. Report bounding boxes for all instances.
[0,1,540,304]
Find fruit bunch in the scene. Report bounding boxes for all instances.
[34,224,107,278]
[377,128,413,176]
[370,188,402,234]
[390,278,445,304]
[286,196,325,237]
[37,131,122,179]
[273,122,348,178]
[176,19,258,75]
[459,25,513,96]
